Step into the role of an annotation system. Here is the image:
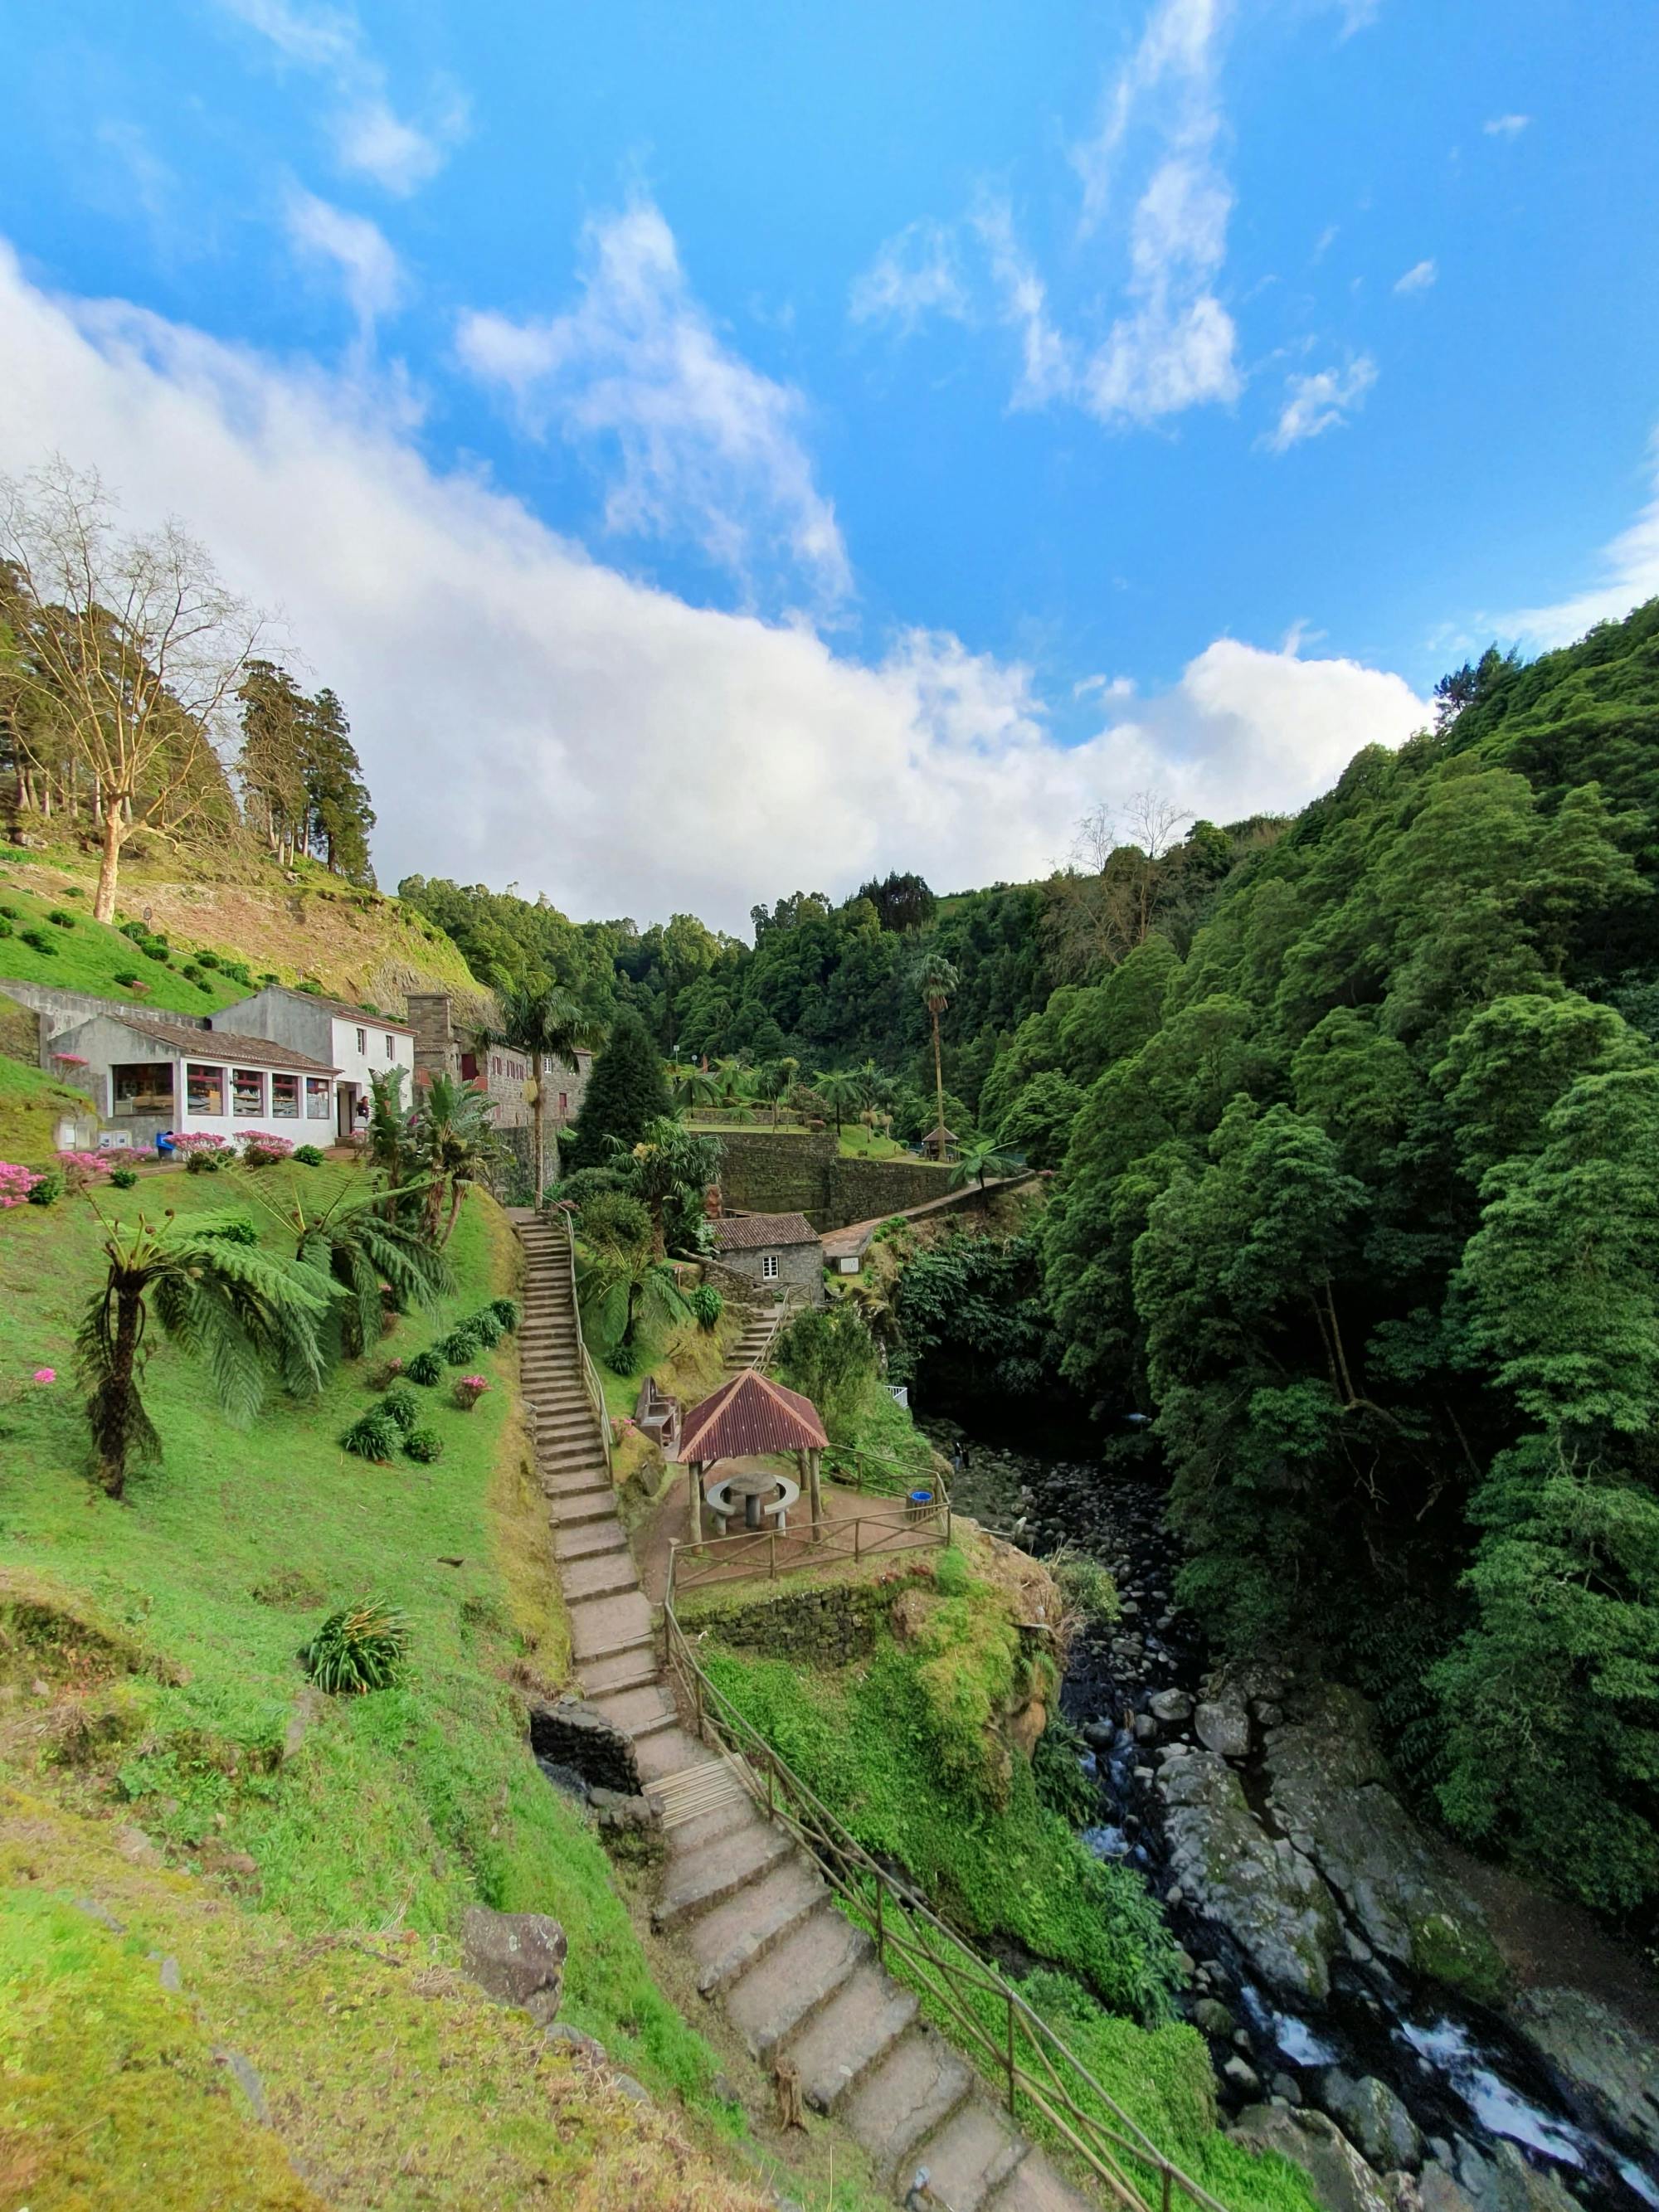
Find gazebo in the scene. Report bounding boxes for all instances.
[675,1369,830,1545]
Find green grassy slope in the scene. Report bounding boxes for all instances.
[0,1167,761,2206]
[0,1052,90,1164]
[0,870,252,1014]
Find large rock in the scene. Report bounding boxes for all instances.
[1317,2070,1423,2173]
[1451,2140,1580,2212]
[1148,1688,1192,1723]
[461,1906,567,2025]
[1264,1687,1505,2003]
[1195,1696,1251,1759]
[1509,1986,1659,2161]
[1230,2103,1394,2212]
[1159,1750,1340,2001]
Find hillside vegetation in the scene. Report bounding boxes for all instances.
[0,1167,757,2206]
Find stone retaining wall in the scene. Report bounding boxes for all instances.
[684,1574,926,1665]
[713,1128,951,1230]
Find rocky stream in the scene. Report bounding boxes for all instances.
[923,1423,1659,2212]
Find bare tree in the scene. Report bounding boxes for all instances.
[1044,789,1193,980]
[0,461,263,921]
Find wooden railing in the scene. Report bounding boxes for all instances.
[660,1582,1229,2212]
[667,1495,950,1597]
[744,1286,802,1372]
[820,1440,946,1501]
[557,1208,612,1480]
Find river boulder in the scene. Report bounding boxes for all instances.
[1317,2070,1423,2173]
[1195,1695,1251,1759]
[1229,2103,1394,2212]
[1158,1749,1340,2001]
[1508,1986,1659,2162]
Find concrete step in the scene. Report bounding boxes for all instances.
[547,1488,615,1525]
[554,1518,628,1560]
[567,1590,654,1664]
[724,1905,871,2064]
[842,2029,975,2191]
[912,2099,1027,2212]
[788,1962,919,2116]
[587,1681,675,1736]
[684,1851,826,1997]
[985,2146,1097,2212]
[579,1648,661,1698]
[636,1723,710,1782]
[667,1789,771,1859]
[560,1552,641,1602]
[652,1817,795,1932]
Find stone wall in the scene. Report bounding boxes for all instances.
[685,1574,927,1664]
[714,1128,951,1230]
[0,977,211,1056]
[528,1696,640,1795]
[719,1239,825,1307]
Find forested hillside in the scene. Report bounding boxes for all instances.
[1004,603,1659,1919]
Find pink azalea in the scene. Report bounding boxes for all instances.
[32,1368,56,1384]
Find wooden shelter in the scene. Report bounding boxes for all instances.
[675,1369,830,1544]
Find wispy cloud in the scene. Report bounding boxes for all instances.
[285,187,403,346]
[1503,430,1659,647]
[1393,258,1437,294]
[972,199,1073,409]
[1482,114,1530,139]
[849,219,970,334]
[1262,357,1376,453]
[457,199,850,611]
[213,0,468,194]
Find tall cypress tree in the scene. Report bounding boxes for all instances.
[565,1009,671,1169]
[299,687,376,883]
[236,659,309,864]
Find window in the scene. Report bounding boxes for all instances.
[186,1063,226,1117]
[271,1073,300,1119]
[558,1091,568,1114]
[232,1068,266,1116]
[761,1253,780,1281]
[355,1027,367,1055]
[386,1033,395,1059]
[491,1055,500,1077]
[112,1062,173,1116]
[305,1077,331,1121]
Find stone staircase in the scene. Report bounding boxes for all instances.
[724,1299,786,1373]
[514,1213,1099,2211]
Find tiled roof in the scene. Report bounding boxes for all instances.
[105,1014,338,1073]
[708,1212,820,1252]
[675,1369,829,1462]
[215,985,413,1034]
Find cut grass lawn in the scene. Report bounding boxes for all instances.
[0,1052,90,1164]
[0,1167,766,2204]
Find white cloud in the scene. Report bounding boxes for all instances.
[1074,673,1136,701]
[213,0,466,195]
[1482,114,1530,138]
[457,200,850,610]
[1393,258,1437,294]
[1262,356,1377,454]
[285,188,403,341]
[0,241,1427,931]
[972,200,1074,410]
[849,219,970,333]
[1502,432,1659,648]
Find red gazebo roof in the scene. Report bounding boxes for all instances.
[674,1369,828,1462]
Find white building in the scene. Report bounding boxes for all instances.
[212,985,415,1141]
[43,1010,338,1148]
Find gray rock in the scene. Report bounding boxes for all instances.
[1418,2166,1478,2212]
[1196,1698,1252,1760]
[1149,1688,1193,1723]
[528,1696,640,1796]
[588,1785,659,1835]
[1272,2073,1304,2107]
[1453,2141,1580,2212]
[1224,2056,1262,2096]
[1230,2103,1394,2212]
[1509,1986,1659,2160]
[1134,1714,1159,1743]
[1193,1998,1235,2038]
[214,2048,269,2124]
[73,1898,126,1934]
[1318,2070,1423,2173]
[462,1906,567,2025]
[610,2072,650,2103]
[1160,1751,1340,2001]
[545,2022,606,2061]
[1082,1719,1117,1750]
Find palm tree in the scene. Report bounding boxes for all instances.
[366,1067,413,1184]
[485,984,603,1204]
[949,1137,1019,1206]
[236,1169,453,1359]
[410,1073,508,1244]
[815,1068,864,1135]
[77,1208,339,1497]
[576,1240,690,1364]
[913,952,960,1156]
[671,1064,721,1116]
[753,1057,797,1129]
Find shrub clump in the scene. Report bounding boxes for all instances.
[452,1373,490,1412]
[406,1349,445,1387]
[293,1144,326,1167]
[113,969,141,987]
[465,1307,504,1349]
[109,1166,139,1190]
[687,1283,723,1330]
[340,1407,401,1461]
[20,927,57,956]
[380,1383,420,1432]
[403,1427,443,1465]
[46,909,75,929]
[488,1296,519,1333]
[299,1596,407,1694]
[437,1324,483,1364]
[26,1172,61,1208]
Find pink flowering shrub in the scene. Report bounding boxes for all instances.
[0,1163,43,1209]
[240,1130,296,1167]
[173,1133,229,1174]
[32,1367,56,1383]
[451,1374,490,1412]
[56,1149,115,1195]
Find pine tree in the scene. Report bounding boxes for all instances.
[237,659,309,864]
[565,1009,671,1170]
[299,687,376,883]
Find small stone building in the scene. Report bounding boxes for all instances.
[707,1213,825,1306]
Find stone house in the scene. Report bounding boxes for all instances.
[212,984,414,1141]
[406,989,594,1143]
[40,1008,338,1150]
[707,1213,825,1306]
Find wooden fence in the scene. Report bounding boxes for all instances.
[666,1495,950,1598]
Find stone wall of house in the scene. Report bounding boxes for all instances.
[713,1128,951,1229]
[406,989,459,1084]
[720,1241,825,1307]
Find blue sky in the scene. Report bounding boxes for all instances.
[2,0,1657,928]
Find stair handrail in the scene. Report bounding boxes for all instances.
[555,1208,612,1479]
[660,1572,1229,2212]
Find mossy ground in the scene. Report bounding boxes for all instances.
[0,1050,91,1166]
[0,1168,770,2205]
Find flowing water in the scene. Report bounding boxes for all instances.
[925,1422,1659,2212]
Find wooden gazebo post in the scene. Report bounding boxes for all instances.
[804,1446,823,1537]
[688,1461,704,1546]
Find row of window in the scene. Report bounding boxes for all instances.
[353,1027,398,1060]
[183,1064,332,1120]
